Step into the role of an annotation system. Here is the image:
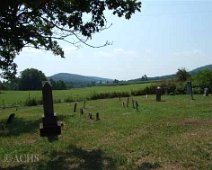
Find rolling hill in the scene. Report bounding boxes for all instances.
[129,64,212,82]
[49,73,113,87]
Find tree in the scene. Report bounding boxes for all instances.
[176,68,191,81]
[19,68,47,90]
[0,0,141,79]
[193,69,212,91]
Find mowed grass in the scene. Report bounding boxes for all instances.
[0,83,152,106]
[0,95,211,170]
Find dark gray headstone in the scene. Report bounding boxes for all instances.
[204,88,209,96]
[156,86,161,102]
[132,99,135,108]
[80,108,84,116]
[122,102,125,107]
[126,97,129,107]
[73,103,77,112]
[88,113,93,120]
[186,81,194,99]
[135,101,139,110]
[96,112,100,121]
[6,113,15,125]
[40,81,61,137]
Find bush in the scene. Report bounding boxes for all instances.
[192,87,202,94]
[64,97,74,103]
[89,91,130,100]
[24,97,42,106]
[175,83,186,94]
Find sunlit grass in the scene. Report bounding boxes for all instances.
[0,95,211,169]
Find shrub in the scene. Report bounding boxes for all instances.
[24,97,42,106]
[89,91,130,100]
[64,97,74,103]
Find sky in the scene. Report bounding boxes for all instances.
[14,0,212,80]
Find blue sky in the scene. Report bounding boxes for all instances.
[15,0,212,80]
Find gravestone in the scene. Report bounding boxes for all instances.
[122,102,125,107]
[156,86,161,102]
[135,101,139,110]
[80,108,84,116]
[73,103,77,112]
[40,81,61,137]
[6,113,15,125]
[126,97,129,107]
[88,113,93,120]
[186,81,194,99]
[204,87,209,96]
[96,112,100,121]
[132,99,135,108]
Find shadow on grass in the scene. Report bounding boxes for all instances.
[0,144,117,170]
[138,162,161,170]
[0,117,40,137]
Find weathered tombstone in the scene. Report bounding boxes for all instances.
[204,87,209,96]
[156,86,161,102]
[73,103,77,112]
[126,97,129,107]
[88,113,93,120]
[80,108,84,116]
[132,98,135,108]
[40,81,61,137]
[186,81,194,100]
[96,112,100,121]
[122,102,125,107]
[6,113,15,125]
[135,101,139,110]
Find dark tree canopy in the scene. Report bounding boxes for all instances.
[176,68,191,82]
[0,0,141,79]
[19,68,47,90]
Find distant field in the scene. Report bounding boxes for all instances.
[0,83,153,106]
[0,95,211,169]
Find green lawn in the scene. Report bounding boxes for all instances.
[0,95,211,169]
[0,83,152,106]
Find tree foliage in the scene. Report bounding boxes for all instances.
[193,69,212,91]
[19,68,47,90]
[176,68,191,82]
[0,0,141,79]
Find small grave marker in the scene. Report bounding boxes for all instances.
[88,113,93,120]
[156,86,162,102]
[96,112,100,121]
[135,101,139,110]
[6,113,15,125]
[73,103,77,112]
[186,81,194,100]
[126,97,129,107]
[204,87,209,96]
[122,102,125,107]
[80,108,84,116]
[132,98,135,108]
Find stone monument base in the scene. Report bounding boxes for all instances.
[40,114,61,137]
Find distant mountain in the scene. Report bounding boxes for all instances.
[49,73,113,87]
[129,64,212,82]
[189,64,212,75]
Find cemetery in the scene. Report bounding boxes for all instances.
[0,83,211,169]
[0,1,212,169]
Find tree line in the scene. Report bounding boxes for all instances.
[0,68,67,90]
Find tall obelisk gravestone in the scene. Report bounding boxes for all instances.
[40,81,61,137]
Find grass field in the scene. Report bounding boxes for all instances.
[0,83,153,106]
[0,95,211,169]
